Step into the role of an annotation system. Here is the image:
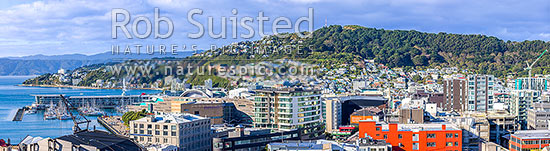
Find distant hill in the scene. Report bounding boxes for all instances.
[23,25,550,87]
[195,25,550,77]
[1,51,198,75]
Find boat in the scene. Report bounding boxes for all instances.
[79,99,105,116]
[44,102,57,120]
[25,107,37,114]
[56,99,71,120]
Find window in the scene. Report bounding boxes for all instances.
[163,125,168,129]
[446,133,453,138]
[427,133,436,138]
[376,127,380,131]
[455,133,459,138]
[171,131,176,136]
[398,134,402,139]
[447,142,453,146]
[147,124,152,129]
[413,134,419,141]
[194,111,200,115]
[384,134,387,139]
[427,142,436,147]
[413,143,419,150]
[455,142,459,146]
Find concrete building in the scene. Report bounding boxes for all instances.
[212,126,301,151]
[527,102,550,130]
[358,120,462,151]
[267,140,347,151]
[253,88,323,139]
[356,138,392,151]
[446,111,518,149]
[398,108,425,124]
[443,78,468,112]
[466,75,496,112]
[511,89,542,129]
[509,130,550,151]
[129,113,211,151]
[129,97,254,125]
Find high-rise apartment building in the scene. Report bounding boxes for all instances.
[466,75,496,112]
[253,88,323,138]
[511,89,541,129]
[443,78,467,112]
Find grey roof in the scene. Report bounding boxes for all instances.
[56,130,142,151]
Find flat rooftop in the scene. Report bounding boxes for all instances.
[513,130,550,139]
[134,113,207,124]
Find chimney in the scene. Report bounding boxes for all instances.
[442,124,446,130]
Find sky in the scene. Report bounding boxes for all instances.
[0,0,548,57]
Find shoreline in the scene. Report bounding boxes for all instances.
[17,84,162,90]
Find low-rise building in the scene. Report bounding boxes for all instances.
[358,120,462,151]
[509,130,550,151]
[527,102,550,130]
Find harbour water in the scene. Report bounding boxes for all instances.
[0,76,160,143]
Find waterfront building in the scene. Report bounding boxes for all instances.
[358,120,462,151]
[33,94,150,109]
[509,130,550,151]
[129,113,211,151]
[511,89,542,129]
[253,88,323,139]
[466,74,496,112]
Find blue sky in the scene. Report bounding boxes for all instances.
[0,0,548,57]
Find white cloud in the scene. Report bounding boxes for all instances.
[0,0,547,57]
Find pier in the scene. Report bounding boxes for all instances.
[12,108,25,121]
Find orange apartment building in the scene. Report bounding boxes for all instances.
[509,130,550,151]
[359,120,462,151]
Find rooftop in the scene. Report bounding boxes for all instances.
[134,113,207,124]
[56,130,141,151]
[512,130,550,139]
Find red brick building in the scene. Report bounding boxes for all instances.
[358,120,462,151]
[509,130,550,151]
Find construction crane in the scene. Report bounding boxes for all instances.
[59,94,91,133]
[524,49,548,90]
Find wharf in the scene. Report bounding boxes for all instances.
[98,116,128,136]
